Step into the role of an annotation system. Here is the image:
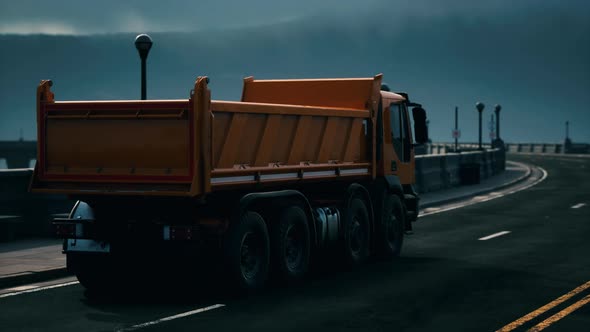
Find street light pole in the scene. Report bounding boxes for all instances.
[134,34,153,100]
[495,104,501,140]
[455,106,459,152]
[476,102,485,150]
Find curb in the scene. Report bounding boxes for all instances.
[420,160,534,210]
[0,267,71,290]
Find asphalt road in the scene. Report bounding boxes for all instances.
[1,154,589,332]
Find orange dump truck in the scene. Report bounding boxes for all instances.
[31,74,427,291]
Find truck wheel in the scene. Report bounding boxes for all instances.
[224,211,270,292]
[68,253,117,294]
[376,194,404,258]
[343,198,371,266]
[271,206,310,282]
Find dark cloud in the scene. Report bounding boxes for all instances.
[1,0,588,35]
[0,0,588,143]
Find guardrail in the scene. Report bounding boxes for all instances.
[505,143,589,154]
[419,142,493,155]
[424,142,589,155]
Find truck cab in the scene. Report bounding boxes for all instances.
[377,87,428,226]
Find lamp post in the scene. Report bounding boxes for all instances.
[476,102,485,150]
[453,106,459,152]
[494,104,501,140]
[564,121,572,151]
[134,34,153,100]
[492,104,505,150]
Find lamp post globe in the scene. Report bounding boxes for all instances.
[476,102,485,113]
[476,102,485,150]
[134,34,153,59]
[134,34,153,100]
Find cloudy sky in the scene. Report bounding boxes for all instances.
[0,0,589,144]
[1,0,587,35]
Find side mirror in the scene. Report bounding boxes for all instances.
[412,107,428,144]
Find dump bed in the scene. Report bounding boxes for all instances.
[31,75,382,196]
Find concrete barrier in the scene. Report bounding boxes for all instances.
[444,153,461,187]
[0,169,73,240]
[415,155,445,193]
[414,148,504,194]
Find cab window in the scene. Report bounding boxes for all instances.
[390,103,403,159]
[390,103,411,162]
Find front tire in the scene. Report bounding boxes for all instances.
[343,198,371,266]
[376,194,404,258]
[223,211,270,292]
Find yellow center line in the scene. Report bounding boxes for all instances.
[527,294,590,332]
[496,280,590,332]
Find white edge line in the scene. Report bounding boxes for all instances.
[0,281,79,299]
[117,304,226,332]
[478,231,511,241]
[419,166,548,217]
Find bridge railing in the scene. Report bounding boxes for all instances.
[505,143,590,154]
[424,141,590,155]
[416,142,493,155]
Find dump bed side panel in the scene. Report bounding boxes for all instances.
[208,101,373,188]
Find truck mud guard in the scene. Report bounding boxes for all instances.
[384,175,404,196]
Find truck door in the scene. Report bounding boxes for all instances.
[387,102,414,184]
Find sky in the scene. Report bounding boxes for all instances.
[0,0,589,144]
[2,0,587,35]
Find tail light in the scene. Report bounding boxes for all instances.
[54,222,83,238]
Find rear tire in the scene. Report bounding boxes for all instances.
[67,252,122,294]
[271,206,311,283]
[376,194,404,258]
[342,198,371,266]
[223,211,270,292]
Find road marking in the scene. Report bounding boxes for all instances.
[570,203,586,209]
[419,166,548,218]
[0,281,79,299]
[478,231,511,241]
[6,285,38,292]
[496,280,590,332]
[116,304,226,331]
[527,294,590,331]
